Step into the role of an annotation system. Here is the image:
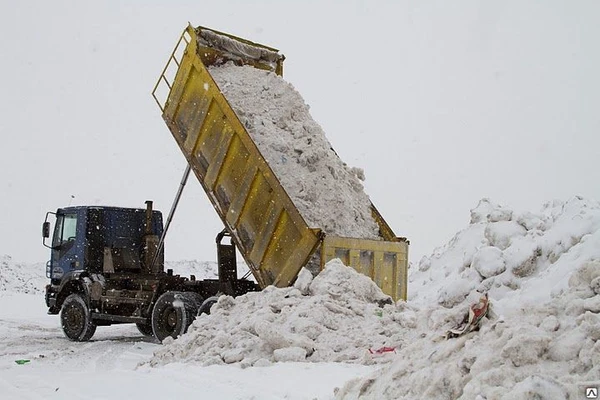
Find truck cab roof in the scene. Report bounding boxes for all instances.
[57,205,156,213]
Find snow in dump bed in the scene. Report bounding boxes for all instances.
[149,259,410,367]
[209,63,380,239]
[336,196,600,399]
[198,29,283,68]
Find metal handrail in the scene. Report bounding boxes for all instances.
[151,29,191,112]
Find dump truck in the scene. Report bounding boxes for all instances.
[42,24,409,343]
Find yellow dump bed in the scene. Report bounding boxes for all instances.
[154,25,409,300]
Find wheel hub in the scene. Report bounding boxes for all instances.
[64,305,83,333]
[164,307,177,330]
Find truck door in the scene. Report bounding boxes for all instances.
[50,211,83,279]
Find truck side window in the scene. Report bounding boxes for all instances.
[52,214,78,250]
[62,214,77,243]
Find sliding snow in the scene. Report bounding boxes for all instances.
[150,259,407,367]
[209,64,380,239]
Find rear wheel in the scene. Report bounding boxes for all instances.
[136,321,154,337]
[60,293,97,341]
[198,296,219,316]
[151,291,202,342]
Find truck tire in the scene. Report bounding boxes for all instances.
[181,292,203,311]
[60,293,97,341]
[136,321,154,337]
[198,296,219,316]
[151,291,201,342]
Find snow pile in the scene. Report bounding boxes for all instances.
[411,196,600,310]
[336,197,600,399]
[0,255,46,294]
[209,64,380,239]
[149,259,414,367]
[336,262,600,399]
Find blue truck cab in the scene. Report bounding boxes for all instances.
[43,204,164,313]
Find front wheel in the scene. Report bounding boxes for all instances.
[151,291,201,342]
[60,293,97,341]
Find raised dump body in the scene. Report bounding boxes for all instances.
[153,25,409,300]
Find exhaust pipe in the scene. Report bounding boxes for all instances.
[145,200,153,235]
[143,200,161,273]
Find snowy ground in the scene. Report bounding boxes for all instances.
[2,198,600,399]
[0,260,373,400]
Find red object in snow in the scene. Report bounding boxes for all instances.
[445,293,490,339]
[368,346,396,355]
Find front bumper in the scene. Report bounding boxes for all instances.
[45,284,59,314]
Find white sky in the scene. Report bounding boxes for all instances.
[1,1,599,264]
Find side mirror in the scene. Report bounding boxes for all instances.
[42,211,57,249]
[42,222,50,238]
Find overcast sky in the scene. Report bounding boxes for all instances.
[1,1,599,265]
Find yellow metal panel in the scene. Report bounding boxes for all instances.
[373,251,385,290]
[248,201,281,266]
[204,123,234,190]
[225,164,257,227]
[358,250,375,278]
[263,211,316,287]
[334,248,350,265]
[321,236,408,301]
[349,249,360,270]
[379,253,395,298]
[214,135,249,209]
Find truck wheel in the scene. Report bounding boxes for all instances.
[151,291,201,342]
[60,293,97,341]
[181,292,203,311]
[198,296,219,316]
[136,321,154,337]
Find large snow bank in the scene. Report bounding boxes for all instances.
[336,261,600,399]
[209,64,380,239]
[0,255,46,294]
[410,196,600,312]
[337,196,600,399]
[149,259,413,367]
